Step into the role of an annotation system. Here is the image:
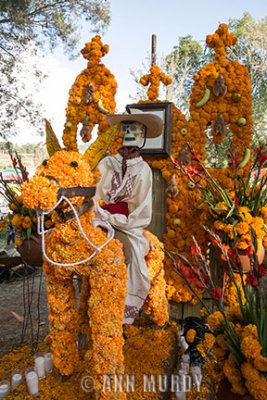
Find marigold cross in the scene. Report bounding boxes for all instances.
[206,23,237,62]
[139,34,172,101]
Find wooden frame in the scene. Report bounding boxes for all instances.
[126,102,173,157]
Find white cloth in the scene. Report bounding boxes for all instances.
[94,153,152,324]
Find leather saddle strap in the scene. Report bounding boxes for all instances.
[45,177,96,199]
[58,186,96,199]
[57,199,94,222]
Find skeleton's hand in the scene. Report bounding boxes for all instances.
[93,202,110,221]
[93,202,114,239]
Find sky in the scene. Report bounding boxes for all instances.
[13,0,267,145]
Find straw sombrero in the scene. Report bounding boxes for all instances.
[105,109,164,138]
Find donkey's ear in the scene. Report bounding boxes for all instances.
[82,126,118,170]
[45,119,62,157]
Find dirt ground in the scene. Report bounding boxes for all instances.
[0,268,49,356]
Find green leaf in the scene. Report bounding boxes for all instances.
[26,227,31,239]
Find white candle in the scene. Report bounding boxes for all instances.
[34,356,46,379]
[25,370,39,396]
[0,381,10,399]
[181,354,190,363]
[44,352,53,373]
[12,372,22,390]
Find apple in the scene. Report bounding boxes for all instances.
[237,117,246,126]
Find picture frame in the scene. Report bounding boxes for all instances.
[126,102,173,157]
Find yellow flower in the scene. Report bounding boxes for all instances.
[22,216,32,229]
[203,333,216,349]
[14,195,23,204]
[259,206,267,218]
[11,214,23,228]
[15,238,23,246]
[45,219,53,229]
[235,222,249,235]
[214,220,226,231]
[214,202,228,214]
[207,311,224,332]
[236,238,248,250]
[186,328,197,343]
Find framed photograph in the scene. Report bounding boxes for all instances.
[126,102,173,157]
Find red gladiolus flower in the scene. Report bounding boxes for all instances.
[195,280,205,289]
[171,264,177,273]
[259,153,267,166]
[12,157,18,167]
[258,265,266,278]
[193,152,200,161]
[234,197,239,206]
[191,246,200,257]
[211,287,223,300]
[256,146,262,155]
[246,274,258,287]
[183,165,198,178]
[180,265,193,283]
[245,246,254,257]
[227,248,237,261]
[211,238,219,246]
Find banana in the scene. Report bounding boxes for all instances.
[195,87,211,108]
[97,98,110,114]
[239,148,251,169]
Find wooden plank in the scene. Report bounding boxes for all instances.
[146,168,167,241]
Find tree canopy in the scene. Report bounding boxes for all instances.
[0,0,111,55]
[0,0,111,139]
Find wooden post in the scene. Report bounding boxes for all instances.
[151,34,157,66]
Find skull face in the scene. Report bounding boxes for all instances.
[121,121,145,147]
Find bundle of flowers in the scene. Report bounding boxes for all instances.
[172,144,267,266]
[166,229,267,400]
[0,150,54,246]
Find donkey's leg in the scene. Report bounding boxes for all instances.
[43,261,78,376]
[143,235,169,327]
[77,276,90,351]
[86,240,127,399]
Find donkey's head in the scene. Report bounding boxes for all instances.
[22,150,96,212]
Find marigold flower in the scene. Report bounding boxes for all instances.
[15,238,23,246]
[186,328,197,343]
[203,333,216,349]
[235,222,249,235]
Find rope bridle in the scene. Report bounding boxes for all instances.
[36,176,114,267]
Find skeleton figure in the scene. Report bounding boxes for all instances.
[94,109,163,324]
[121,121,146,147]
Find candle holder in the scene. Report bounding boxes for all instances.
[25,367,39,397]
[0,380,10,399]
[11,369,23,390]
[34,352,46,379]
[44,351,53,373]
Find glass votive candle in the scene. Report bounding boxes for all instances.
[34,352,46,379]
[0,380,10,399]
[11,369,23,390]
[25,367,39,397]
[44,352,53,373]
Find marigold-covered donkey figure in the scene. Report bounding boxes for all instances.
[22,149,168,399]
